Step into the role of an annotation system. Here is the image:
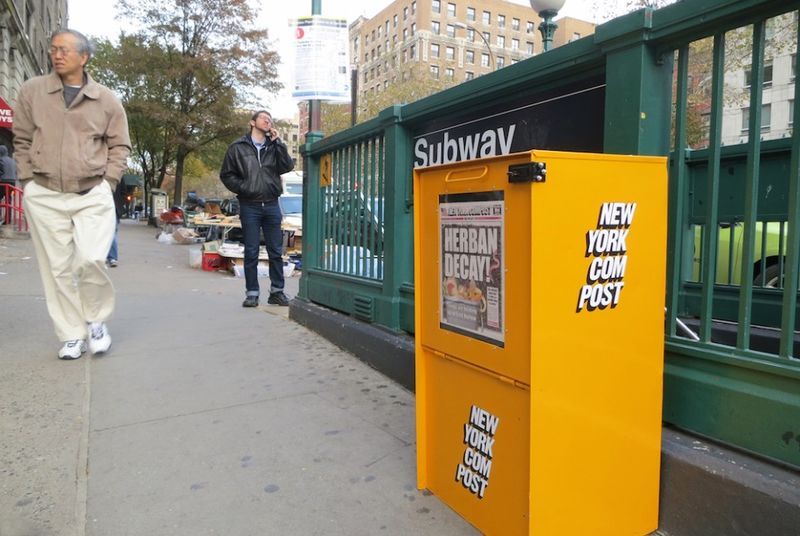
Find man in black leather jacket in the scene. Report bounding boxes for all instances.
[220,110,294,307]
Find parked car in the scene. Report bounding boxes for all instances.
[279,193,302,230]
[692,221,787,287]
[282,171,303,195]
[323,191,384,255]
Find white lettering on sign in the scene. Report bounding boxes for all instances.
[577,202,636,313]
[414,124,516,167]
[454,405,500,499]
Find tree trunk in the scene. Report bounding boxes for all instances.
[174,145,188,206]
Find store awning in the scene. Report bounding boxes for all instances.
[122,173,143,187]
[0,97,12,130]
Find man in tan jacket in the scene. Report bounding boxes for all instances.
[13,29,131,360]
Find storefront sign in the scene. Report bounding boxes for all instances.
[439,191,505,346]
[0,97,13,129]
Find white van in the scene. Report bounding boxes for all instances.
[281,171,303,195]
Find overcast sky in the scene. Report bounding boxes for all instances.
[67,0,621,120]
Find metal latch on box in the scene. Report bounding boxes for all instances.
[507,162,546,183]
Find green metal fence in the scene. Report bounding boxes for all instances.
[300,0,800,467]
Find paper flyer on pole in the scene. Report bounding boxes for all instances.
[291,16,350,101]
[439,191,505,346]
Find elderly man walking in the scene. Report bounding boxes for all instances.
[13,29,131,359]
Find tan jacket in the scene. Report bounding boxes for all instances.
[13,72,131,193]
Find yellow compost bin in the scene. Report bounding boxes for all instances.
[414,150,667,535]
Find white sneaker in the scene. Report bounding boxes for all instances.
[88,322,112,354]
[58,340,86,360]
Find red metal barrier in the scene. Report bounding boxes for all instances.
[0,183,28,232]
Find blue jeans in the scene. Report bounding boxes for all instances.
[107,222,119,261]
[239,200,284,297]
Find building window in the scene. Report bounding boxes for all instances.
[526,21,534,33]
[393,35,397,45]
[467,28,475,42]
[403,28,408,39]
[466,49,475,64]
[404,6,408,19]
[512,18,520,31]
[377,45,381,56]
[482,11,491,25]
[446,46,455,60]
[431,43,440,58]
[447,24,456,38]
[394,14,398,27]
[386,21,391,35]
[526,41,534,54]
[448,3,456,17]
[511,38,519,50]
[465,71,474,80]
[432,0,441,13]
[744,62,774,87]
[446,67,454,79]
[411,23,416,35]
[467,7,475,21]
[483,31,490,43]
[498,14,505,28]
[432,21,440,34]
[790,100,794,126]
[431,65,440,79]
[364,71,369,83]
[571,32,581,41]
[497,35,505,48]
[481,53,490,67]
[377,26,381,38]
[496,56,505,69]
[741,104,772,131]
[410,44,416,59]
[412,1,416,14]
[365,53,369,62]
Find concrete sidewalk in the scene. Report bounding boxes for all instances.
[0,220,477,536]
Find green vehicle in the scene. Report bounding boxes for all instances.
[691,221,787,288]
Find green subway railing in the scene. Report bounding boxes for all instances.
[300,0,800,467]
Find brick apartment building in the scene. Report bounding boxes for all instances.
[349,0,595,108]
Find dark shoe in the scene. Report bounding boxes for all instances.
[267,292,290,306]
[242,296,259,307]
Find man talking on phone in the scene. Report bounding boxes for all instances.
[220,110,294,307]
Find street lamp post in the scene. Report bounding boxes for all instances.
[530,0,566,52]
[453,22,495,72]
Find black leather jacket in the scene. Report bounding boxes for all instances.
[219,134,294,203]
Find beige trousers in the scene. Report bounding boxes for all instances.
[23,180,116,342]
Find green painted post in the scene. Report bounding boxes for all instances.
[298,132,325,300]
[378,105,414,331]
[596,9,673,156]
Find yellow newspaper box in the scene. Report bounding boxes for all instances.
[414,150,667,535]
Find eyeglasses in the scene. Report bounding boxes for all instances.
[49,46,75,56]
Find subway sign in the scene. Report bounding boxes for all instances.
[413,77,605,168]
